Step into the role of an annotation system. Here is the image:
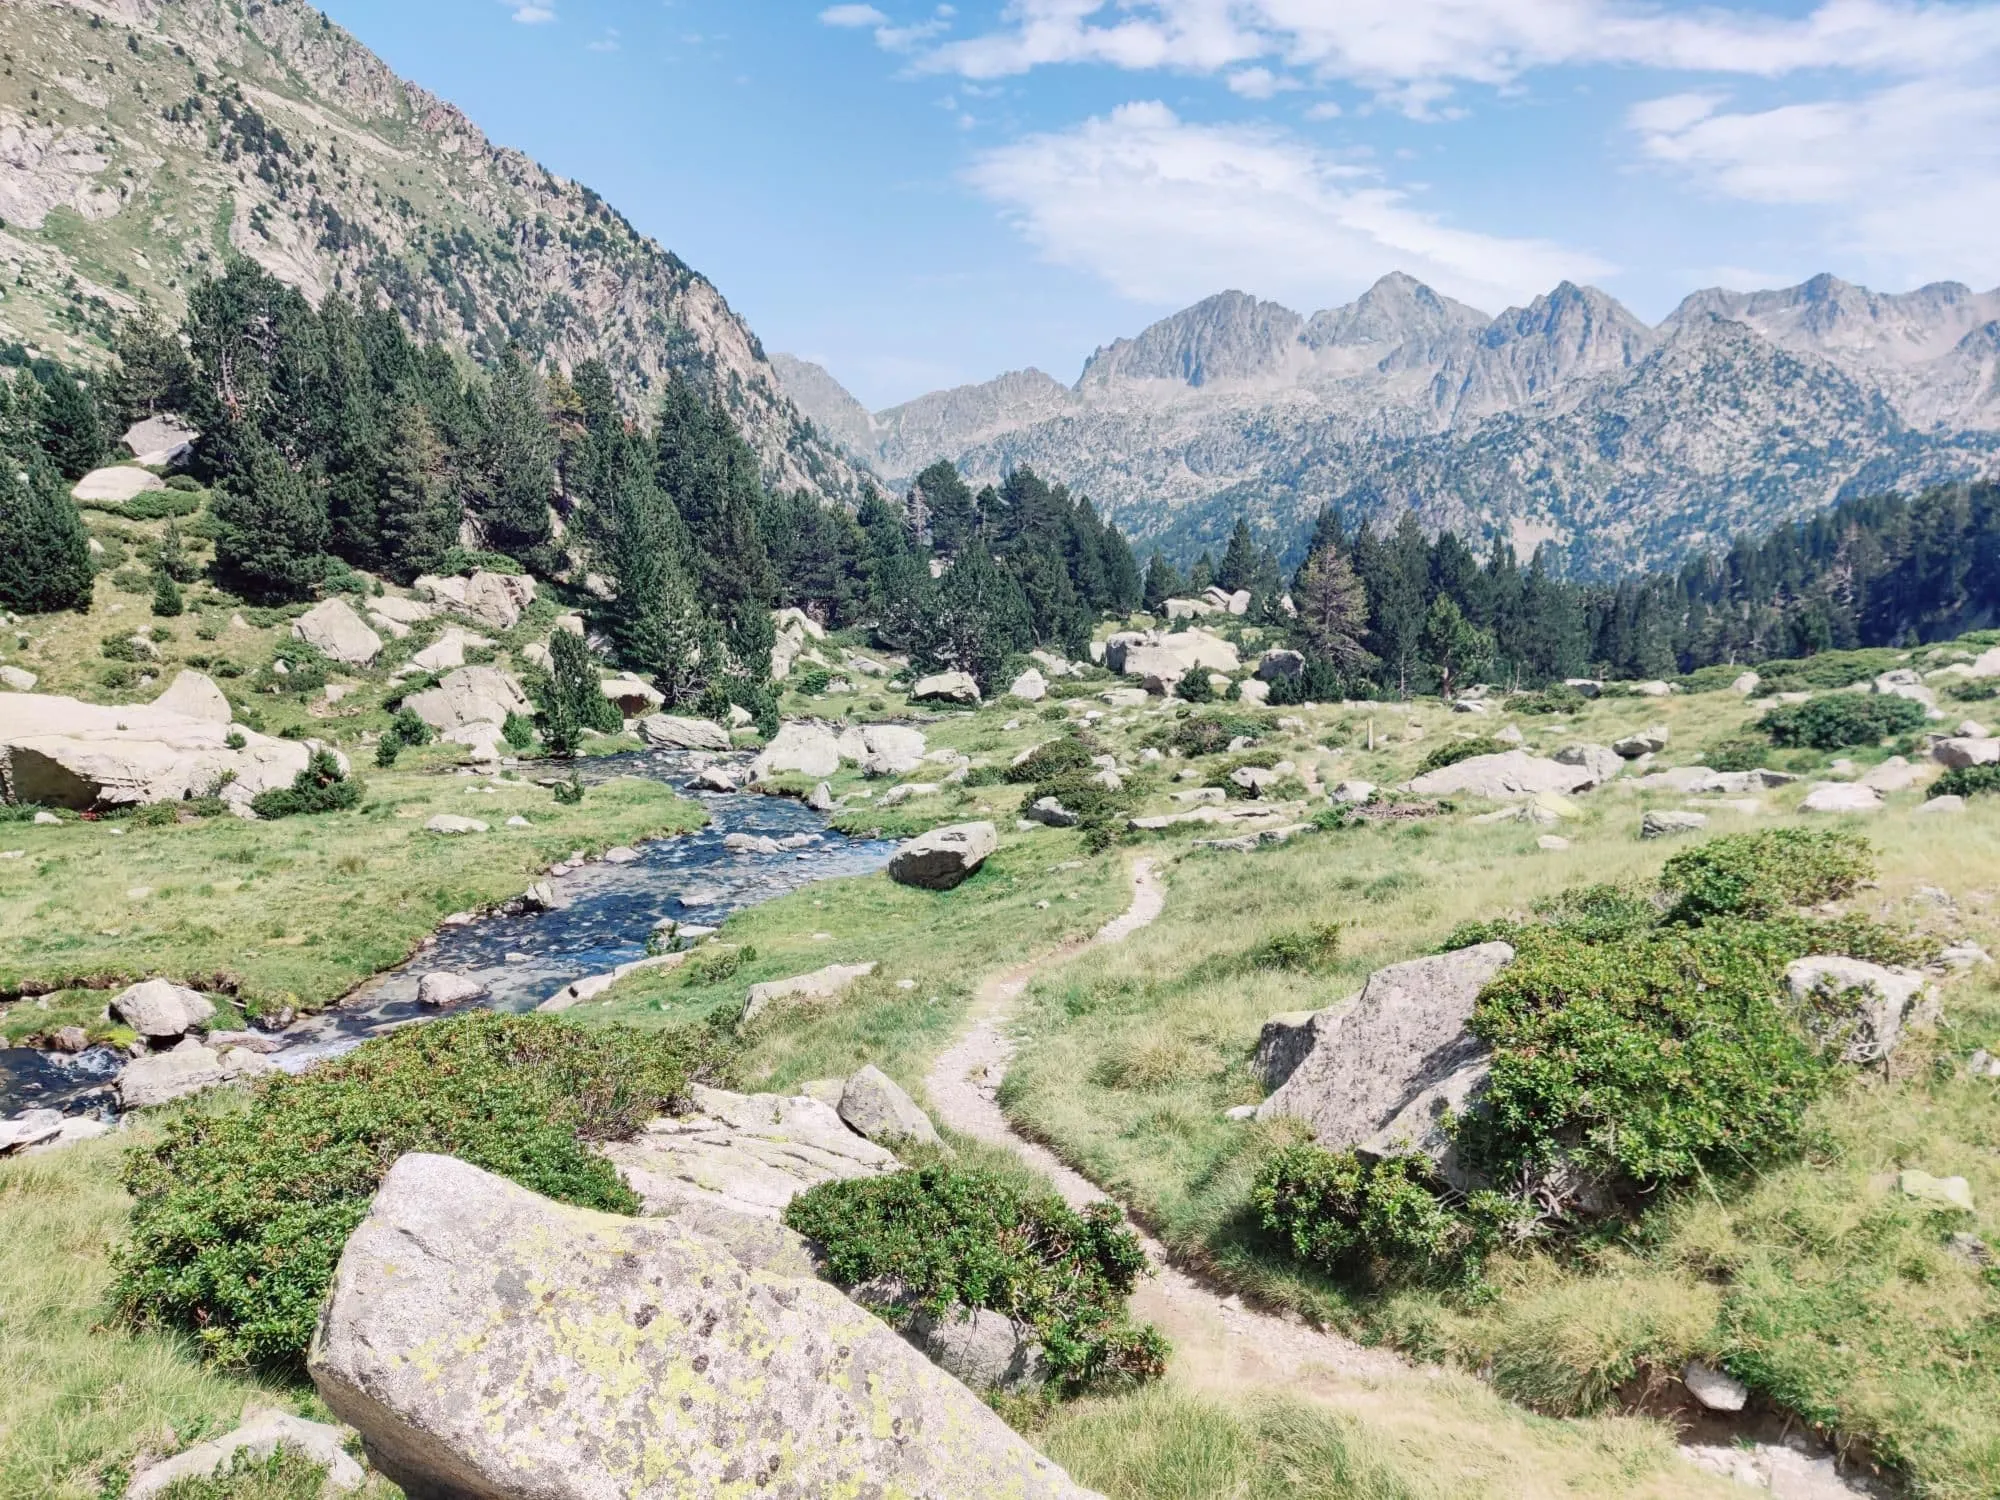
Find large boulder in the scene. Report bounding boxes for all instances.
[121,414,199,469]
[1784,956,1935,1063]
[308,1155,1096,1499]
[1874,668,1937,708]
[1800,782,1883,814]
[292,598,384,667]
[638,714,731,751]
[0,692,336,808]
[117,1039,271,1110]
[110,978,215,1041]
[889,821,998,891]
[1613,725,1670,758]
[858,724,926,777]
[1257,943,1516,1186]
[151,670,232,724]
[1641,810,1709,839]
[1257,649,1306,681]
[1553,743,1625,787]
[72,466,165,503]
[1407,751,1595,800]
[1010,667,1049,702]
[837,1063,942,1148]
[403,666,531,735]
[600,675,664,717]
[742,962,878,1025]
[750,721,845,779]
[415,570,537,631]
[1933,737,2000,769]
[911,671,981,704]
[408,627,491,673]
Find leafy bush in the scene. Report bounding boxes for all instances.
[961,765,1006,788]
[1249,922,1342,972]
[1508,684,1585,715]
[1704,736,1770,773]
[1932,763,2000,800]
[1943,679,1997,703]
[1030,770,1134,851]
[791,664,832,696]
[116,1011,730,1367]
[1658,828,1872,923]
[1415,735,1511,775]
[1006,735,1096,784]
[1251,1146,1495,1282]
[373,737,401,768]
[436,546,522,576]
[1758,693,1928,749]
[247,749,362,819]
[553,770,586,805]
[1166,711,1269,758]
[501,710,536,750]
[1754,648,1904,692]
[152,573,184,618]
[784,1164,1167,1389]
[389,706,432,747]
[1175,669,1216,703]
[100,631,148,662]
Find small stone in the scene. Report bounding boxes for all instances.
[602,846,641,864]
[1641,810,1707,839]
[505,815,531,828]
[1898,1169,1975,1212]
[1537,835,1571,851]
[1916,795,1966,816]
[1682,1360,1749,1413]
[418,973,488,1008]
[33,811,61,826]
[1224,1104,1258,1121]
[1948,1232,1992,1266]
[425,815,488,835]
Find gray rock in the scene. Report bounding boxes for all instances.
[904,1306,1047,1393]
[1641,810,1708,839]
[910,670,981,704]
[117,1040,272,1110]
[1858,756,1925,792]
[888,821,998,891]
[417,972,488,1008]
[1328,779,1376,804]
[1258,943,1516,1185]
[1027,796,1078,827]
[110,978,215,1040]
[1408,751,1595,800]
[309,1155,1096,1499]
[1257,649,1306,681]
[1252,1008,1345,1091]
[838,1064,942,1148]
[1932,736,2000,769]
[723,832,783,856]
[1682,1360,1749,1414]
[127,1410,365,1499]
[808,781,835,812]
[1229,765,1280,795]
[1784,956,1934,1063]
[1009,668,1049,702]
[415,570,538,632]
[291,598,384,667]
[742,962,878,1024]
[72,465,166,503]
[1731,672,1761,695]
[1898,1169,1974,1212]
[152,670,233,724]
[751,721,845,779]
[1613,725,1670,757]
[404,666,532,735]
[1800,782,1884,814]
[636,714,731,751]
[859,724,927,777]
[691,764,741,793]
[0,1110,64,1153]
[1553,743,1625,787]
[425,814,488,835]
[0,664,36,692]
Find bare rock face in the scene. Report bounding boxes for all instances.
[402,666,531,735]
[1933,737,2000,769]
[309,1155,1099,1500]
[1257,943,1516,1186]
[416,570,539,632]
[292,598,384,667]
[837,1064,941,1149]
[637,714,731,751]
[888,821,999,891]
[1407,751,1595,800]
[72,466,165,503]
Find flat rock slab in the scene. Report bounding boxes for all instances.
[73,466,166,503]
[1408,751,1594,800]
[309,1154,1099,1500]
[127,1411,364,1499]
[743,962,878,1024]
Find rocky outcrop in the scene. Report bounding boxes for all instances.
[889,822,998,891]
[0,690,336,808]
[637,714,731,751]
[837,1064,942,1149]
[117,1039,272,1110]
[151,670,233,724]
[407,627,491,673]
[1407,751,1595,800]
[600,675,664,717]
[414,571,538,631]
[309,1154,1097,1499]
[1933,737,2000,769]
[1553,743,1625,787]
[292,598,383,666]
[110,978,214,1041]
[72,466,165,503]
[401,666,532,746]
[1800,782,1883,813]
[1257,943,1516,1187]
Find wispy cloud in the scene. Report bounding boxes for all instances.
[821,4,956,54]
[965,101,1606,315]
[510,3,555,23]
[820,3,888,26]
[587,27,620,52]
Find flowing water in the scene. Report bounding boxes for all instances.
[0,749,896,1117]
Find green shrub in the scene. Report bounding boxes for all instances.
[553,770,586,805]
[247,749,362,819]
[1166,711,1269,758]
[1758,693,1928,749]
[390,706,432,747]
[1508,684,1585,715]
[100,631,147,662]
[1030,770,1132,831]
[1005,735,1096,784]
[961,765,1006,788]
[501,710,536,751]
[1704,736,1770,773]
[1943,679,1997,703]
[1248,922,1342,972]
[1176,669,1216,703]
[792,664,832,696]
[149,1442,330,1498]
[1755,648,1904,692]
[784,1164,1167,1389]
[1415,735,1510,776]
[1658,828,1872,923]
[152,573,184,617]
[1932,763,2000,800]
[116,1011,730,1368]
[436,546,522,577]
[165,474,204,494]
[373,737,401,768]
[1251,1146,1491,1282]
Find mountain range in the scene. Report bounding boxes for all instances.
[777,273,2000,574]
[0,0,861,502]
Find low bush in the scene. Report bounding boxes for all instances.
[961,764,1006,787]
[1415,735,1511,775]
[116,1011,731,1368]
[1658,828,1872,923]
[552,770,586,805]
[1031,770,1134,851]
[1165,711,1270,758]
[389,706,432,748]
[1175,670,1216,703]
[791,664,833,696]
[1006,735,1096,784]
[1251,1146,1504,1284]
[1758,693,1928,749]
[784,1164,1167,1389]
[1943,678,1998,703]
[1508,684,1586,715]
[1754,648,1905,692]
[501,711,536,751]
[248,749,362,819]
[1703,736,1770,773]
[1932,763,2000,800]
[1248,922,1342,972]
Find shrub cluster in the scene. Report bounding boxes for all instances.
[1507,684,1586,715]
[1248,922,1342,972]
[784,1164,1168,1389]
[248,749,362,819]
[1005,735,1095,784]
[1163,711,1269,759]
[1657,827,1871,923]
[1932,763,2000,800]
[1415,735,1511,775]
[1754,648,1905,693]
[1251,1146,1500,1284]
[1758,693,1928,749]
[116,1012,730,1368]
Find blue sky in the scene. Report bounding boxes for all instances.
[316,0,2000,409]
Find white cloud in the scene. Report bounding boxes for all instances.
[587,27,621,52]
[964,101,1608,314]
[510,3,555,22]
[1226,66,1296,99]
[820,4,889,26]
[822,3,951,52]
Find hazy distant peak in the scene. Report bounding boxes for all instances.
[1303,272,1489,352]
[1076,291,1306,391]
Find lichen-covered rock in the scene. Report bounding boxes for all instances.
[838,1064,941,1148]
[308,1155,1101,1498]
[1407,751,1594,800]
[889,821,998,891]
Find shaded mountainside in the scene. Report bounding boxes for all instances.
[0,0,863,501]
[778,273,2000,575]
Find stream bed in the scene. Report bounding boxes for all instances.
[0,749,896,1117]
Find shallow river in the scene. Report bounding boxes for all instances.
[0,749,896,1116]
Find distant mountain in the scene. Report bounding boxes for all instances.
[0,0,863,502]
[777,272,2000,573]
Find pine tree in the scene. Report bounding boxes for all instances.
[912,543,1031,691]
[1294,543,1372,678]
[102,309,195,429]
[477,348,557,569]
[211,438,330,602]
[1141,550,1184,614]
[0,460,93,613]
[1419,595,1494,700]
[654,377,775,672]
[36,365,105,480]
[911,460,980,556]
[534,627,619,757]
[378,400,460,582]
[1216,519,1258,593]
[152,571,184,618]
[1189,551,1216,592]
[596,445,707,706]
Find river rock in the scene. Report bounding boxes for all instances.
[742,962,878,1024]
[110,978,215,1040]
[1408,751,1594,800]
[309,1155,1095,1499]
[1800,782,1883,814]
[126,1411,365,1499]
[117,1039,272,1110]
[691,764,741,793]
[0,1110,65,1153]
[291,598,383,667]
[751,721,844,779]
[859,724,927,777]
[1932,737,2000,769]
[1258,943,1516,1187]
[837,1064,941,1148]
[1682,1361,1749,1414]
[1613,725,1670,757]
[1641,810,1708,839]
[638,714,731,751]
[889,821,998,891]
[911,670,981,704]
[417,972,488,1008]
[1784,956,1934,1063]
[600,675,664,716]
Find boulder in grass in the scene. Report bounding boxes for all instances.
[110,978,215,1040]
[1932,737,2000,770]
[403,666,531,735]
[837,1064,942,1148]
[1800,782,1884,814]
[1682,1361,1749,1414]
[1641,810,1708,839]
[0,664,36,692]
[126,1410,365,1499]
[309,1155,1097,1499]
[750,721,844,780]
[1553,743,1624,787]
[292,598,384,667]
[742,962,878,1024]
[1784,956,1934,1063]
[910,671,981,704]
[1407,751,1594,801]
[72,466,166,504]
[888,821,998,891]
[1613,726,1670,758]
[1009,668,1049,703]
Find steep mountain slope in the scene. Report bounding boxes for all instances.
[0,0,863,501]
[776,271,2000,574]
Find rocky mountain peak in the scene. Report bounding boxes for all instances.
[1302,273,1489,353]
[1076,291,1306,391]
